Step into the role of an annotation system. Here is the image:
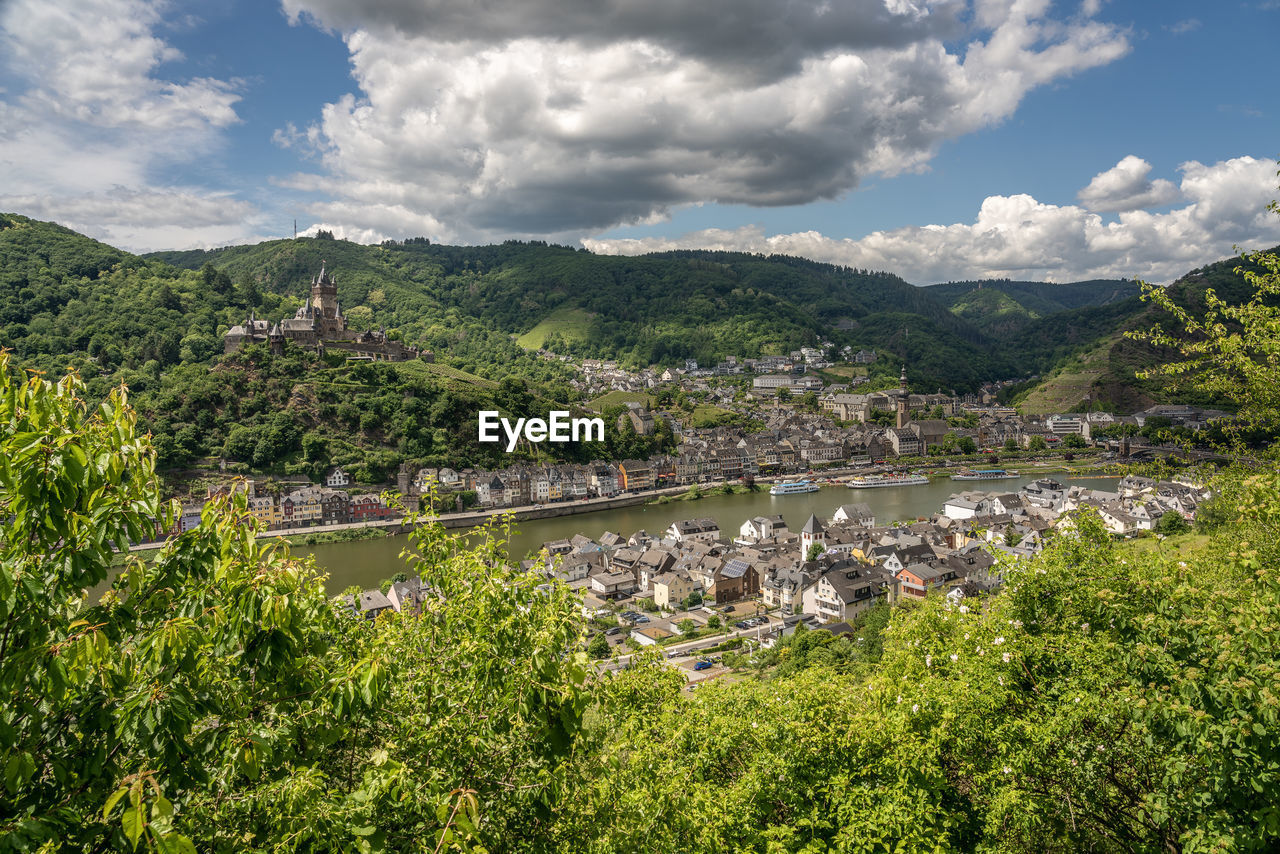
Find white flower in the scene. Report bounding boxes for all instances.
[912,703,919,714]
[994,636,1005,645]
[753,721,759,728]
[1080,622,1090,632]
[976,647,984,656]
[964,633,970,640]
[1002,652,1012,663]
[950,653,959,663]
[896,695,903,704]
[997,676,1004,686]
[1074,697,1081,703]
[925,655,932,667]
[959,604,969,614]
[1003,766,1012,775]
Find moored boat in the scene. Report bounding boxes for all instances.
[951,468,1019,481]
[769,480,820,495]
[847,472,929,488]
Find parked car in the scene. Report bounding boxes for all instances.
[605,627,622,636]
[693,660,713,671]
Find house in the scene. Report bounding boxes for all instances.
[668,517,721,543]
[590,571,638,599]
[387,577,428,613]
[709,557,760,604]
[618,460,652,492]
[325,467,351,488]
[832,503,874,527]
[802,563,890,622]
[652,571,699,609]
[738,514,788,542]
[896,562,963,599]
[358,589,395,620]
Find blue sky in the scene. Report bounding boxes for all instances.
[1,0,1277,283]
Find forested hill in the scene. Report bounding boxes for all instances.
[147,237,1150,393]
[149,238,1003,389]
[3,209,1260,424]
[1004,251,1274,413]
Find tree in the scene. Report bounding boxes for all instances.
[807,542,826,562]
[958,435,977,454]
[1130,228,1280,442]
[1155,510,1190,535]
[707,615,721,630]
[588,632,611,659]
[1004,436,1019,451]
[1029,435,1048,451]
[677,619,696,635]
[0,354,363,851]
[1061,433,1087,449]
[777,388,792,403]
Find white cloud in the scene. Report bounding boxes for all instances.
[584,156,1280,283]
[282,0,1130,241]
[0,0,263,250]
[1077,155,1180,212]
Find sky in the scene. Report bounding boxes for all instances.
[0,0,1277,284]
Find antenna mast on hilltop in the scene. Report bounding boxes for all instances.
[293,219,297,240]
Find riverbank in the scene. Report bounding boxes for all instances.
[127,453,1117,558]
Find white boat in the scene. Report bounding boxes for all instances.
[769,480,820,495]
[951,468,1019,481]
[847,473,929,488]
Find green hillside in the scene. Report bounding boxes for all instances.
[150,239,1010,392]
[1007,253,1271,412]
[0,215,674,485]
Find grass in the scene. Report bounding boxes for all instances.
[515,306,595,350]
[689,404,734,427]
[589,391,654,411]
[1126,531,1211,555]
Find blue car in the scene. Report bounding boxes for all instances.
[693,660,712,671]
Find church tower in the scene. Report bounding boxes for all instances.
[801,514,826,559]
[896,365,909,429]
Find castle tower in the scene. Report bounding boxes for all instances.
[896,365,909,429]
[309,264,347,338]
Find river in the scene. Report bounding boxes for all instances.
[301,471,1122,592]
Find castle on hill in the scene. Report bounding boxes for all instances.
[224,265,428,362]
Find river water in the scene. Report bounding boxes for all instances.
[301,471,1121,592]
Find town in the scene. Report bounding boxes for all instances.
[168,349,1227,538]
[341,470,1209,687]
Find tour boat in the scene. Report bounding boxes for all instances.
[769,480,820,495]
[951,468,1019,481]
[847,473,929,488]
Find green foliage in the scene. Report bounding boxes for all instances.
[587,632,610,659]
[1131,238,1280,444]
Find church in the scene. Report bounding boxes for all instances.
[224,265,427,362]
